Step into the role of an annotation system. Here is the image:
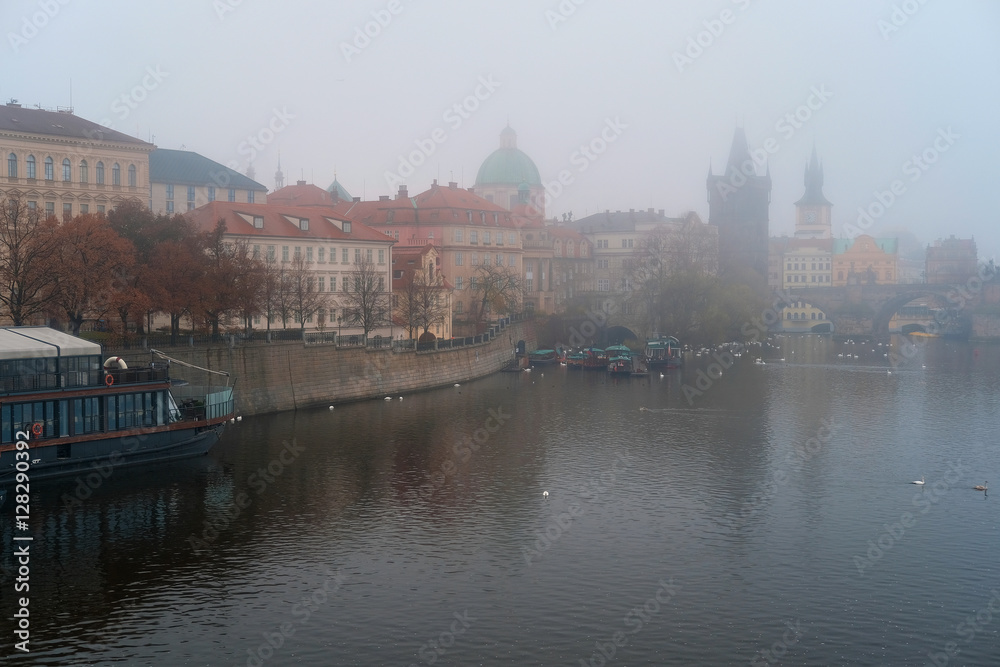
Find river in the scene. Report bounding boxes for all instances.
[2,335,999,665]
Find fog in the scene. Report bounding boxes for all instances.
[3,0,998,258]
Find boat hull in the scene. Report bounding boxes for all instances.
[0,423,226,504]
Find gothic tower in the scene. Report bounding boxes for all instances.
[707,127,771,284]
[793,145,832,239]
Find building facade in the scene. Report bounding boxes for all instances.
[391,244,453,340]
[184,200,394,336]
[926,236,977,285]
[149,149,267,215]
[0,103,153,218]
[832,235,898,286]
[347,181,525,335]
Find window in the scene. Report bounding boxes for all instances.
[456,276,463,290]
[7,153,17,178]
[63,158,71,181]
[187,186,195,202]
[166,201,174,213]
[27,201,36,211]
[597,259,609,269]
[282,246,289,262]
[342,248,348,263]
[112,163,120,185]
[455,229,464,243]
[80,204,88,214]
[621,238,633,248]
[470,230,478,245]
[455,301,464,314]
[354,248,361,264]
[483,231,491,245]
[378,249,385,264]
[267,245,275,261]
[26,155,35,179]
[342,221,351,233]
[252,244,260,258]
[496,254,502,266]
[78,160,88,183]
[455,252,463,266]
[598,279,610,292]
[128,164,136,187]
[166,184,174,200]
[97,205,105,214]
[248,190,255,203]
[306,247,313,261]
[483,253,491,267]
[96,161,104,184]
[228,188,236,202]
[300,218,309,231]
[63,203,72,221]
[318,277,325,292]
[366,248,372,262]
[44,157,54,181]
[526,278,533,291]
[467,210,473,222]
[471,253,479,266]
[253,216,264,229]
[294,246,301,258]
[330,276,336,291]
[208,186,216,201]
[509,233,516,245]
[45,202,54,216]
[508,254,516,267]
[318,247,325,263]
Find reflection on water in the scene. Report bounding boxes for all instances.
[2,335,999,665]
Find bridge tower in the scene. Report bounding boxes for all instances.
[707,127,771,286]
[794,145,832,240]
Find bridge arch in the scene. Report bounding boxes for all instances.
[605,325,641,345]
[871,291,950,335]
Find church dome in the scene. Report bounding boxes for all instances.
[475,126,541,187]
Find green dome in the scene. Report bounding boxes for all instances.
[475,126,541,186]
[475,148,541,186]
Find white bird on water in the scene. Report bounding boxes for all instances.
[912,476,925,485]
[974,481,988,491]
[543,491,549,498]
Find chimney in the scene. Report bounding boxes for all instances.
[397,185,408,200]
[296,180,307,186]
[432,178,438,186]
[448,181,458,189]
[379,195,390,202]
[353,197,361,202]
[467,187,475,195]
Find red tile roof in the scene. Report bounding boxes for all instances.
[184,201,393,244]
[347,181,526,229]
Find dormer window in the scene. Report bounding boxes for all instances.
[253,216,264,229]
[467,210,473,222]
[300,218,309,231]
[343,221,352,233]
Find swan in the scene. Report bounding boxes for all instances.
[911,476,925,485]
[454,383,460,387]
[329,406,335,410]
[974,481,988,491]
[384,396,392,401]
[542,491,549,498]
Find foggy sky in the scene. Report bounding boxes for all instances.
[3,0,998,259]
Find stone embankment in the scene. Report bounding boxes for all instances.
[113,320,534,417]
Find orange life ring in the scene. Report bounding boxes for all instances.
[31,422,42,436]
[105,374,114,387]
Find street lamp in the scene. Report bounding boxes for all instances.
[337,315,342,344]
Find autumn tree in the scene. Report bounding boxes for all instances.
[0,193,59,325]
[48,214,135,336]
[146,235,206,342]
[229,240,266,334]
[470,261,521,332]
[196,221,239,337]
[340,253,390,339]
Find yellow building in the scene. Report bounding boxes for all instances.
[832,235,898,286]
[0,102,153,218]
[149,148,267,215]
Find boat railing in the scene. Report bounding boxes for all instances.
[171,385,234,422]
[104,365,170,387]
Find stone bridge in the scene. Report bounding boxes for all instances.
[785,283,968,335]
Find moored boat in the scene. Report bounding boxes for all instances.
[581,347,608,370]
[565,351,588,369]
[645,335,683,370]
[0,327,234,507]
[528,349,560,365]
[605,345,634,375]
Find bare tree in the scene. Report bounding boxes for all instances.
[286,253,328,330]
[470,262,521,332]
[0,194,59,325]
[395,263,449,339]
[340,253,390,339]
